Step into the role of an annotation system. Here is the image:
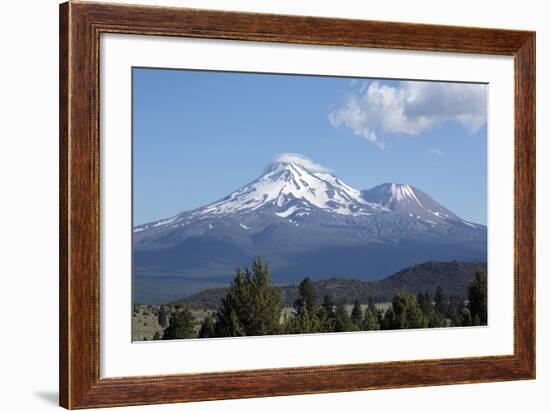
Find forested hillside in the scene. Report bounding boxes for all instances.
[174,261,486,310]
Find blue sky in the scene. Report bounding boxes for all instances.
[133,68,487,225]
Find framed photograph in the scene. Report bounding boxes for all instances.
[59,1,535,408]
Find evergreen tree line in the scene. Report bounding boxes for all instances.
[155,257,487,340]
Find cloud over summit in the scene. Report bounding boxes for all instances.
[272,153,331,173]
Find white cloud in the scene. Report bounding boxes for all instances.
[329,80,487,147]
[272,153,331,173]
[429,148,446,157]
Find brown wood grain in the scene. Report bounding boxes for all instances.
[59,2,69,407]
[59,1,536,408]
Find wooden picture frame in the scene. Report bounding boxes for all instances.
[59,1,535,408]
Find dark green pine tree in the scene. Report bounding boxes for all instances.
[387,292,428,329]
[363,298,381,331]
[417,291,434,317]
[162,306,196,340]
[158,304,168,328]
[321,295,334,318]
[447,295,468,327]
[334,299,352,332]
[468,268,488,326]
[350,299,363,327]
[287,276,322,334]
[317,295,336,332]
[381,305,396,330]
[214,268,248,337]
[247,257,283,335]
[447,295,469,327]
[198,314,216,338]
[417,291,444,328]
[214,257,283,337]
[284,306,322,334]
[428,312,447,328]
[369,298,382,322]
[434,285,448,317]
[294,277,317,315]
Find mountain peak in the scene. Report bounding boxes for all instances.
[362,182,460,222]
[186,154,374,218]
[370,182,421,207]
[269,153,332,174]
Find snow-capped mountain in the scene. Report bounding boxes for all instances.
[192,157,382,217]
[133,154,487,304]
[135,154,381,233]
[361,183,482,230]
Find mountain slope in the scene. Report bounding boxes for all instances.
[133,154,487,304]
[193,155,382,217]
[362,183,483,230]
